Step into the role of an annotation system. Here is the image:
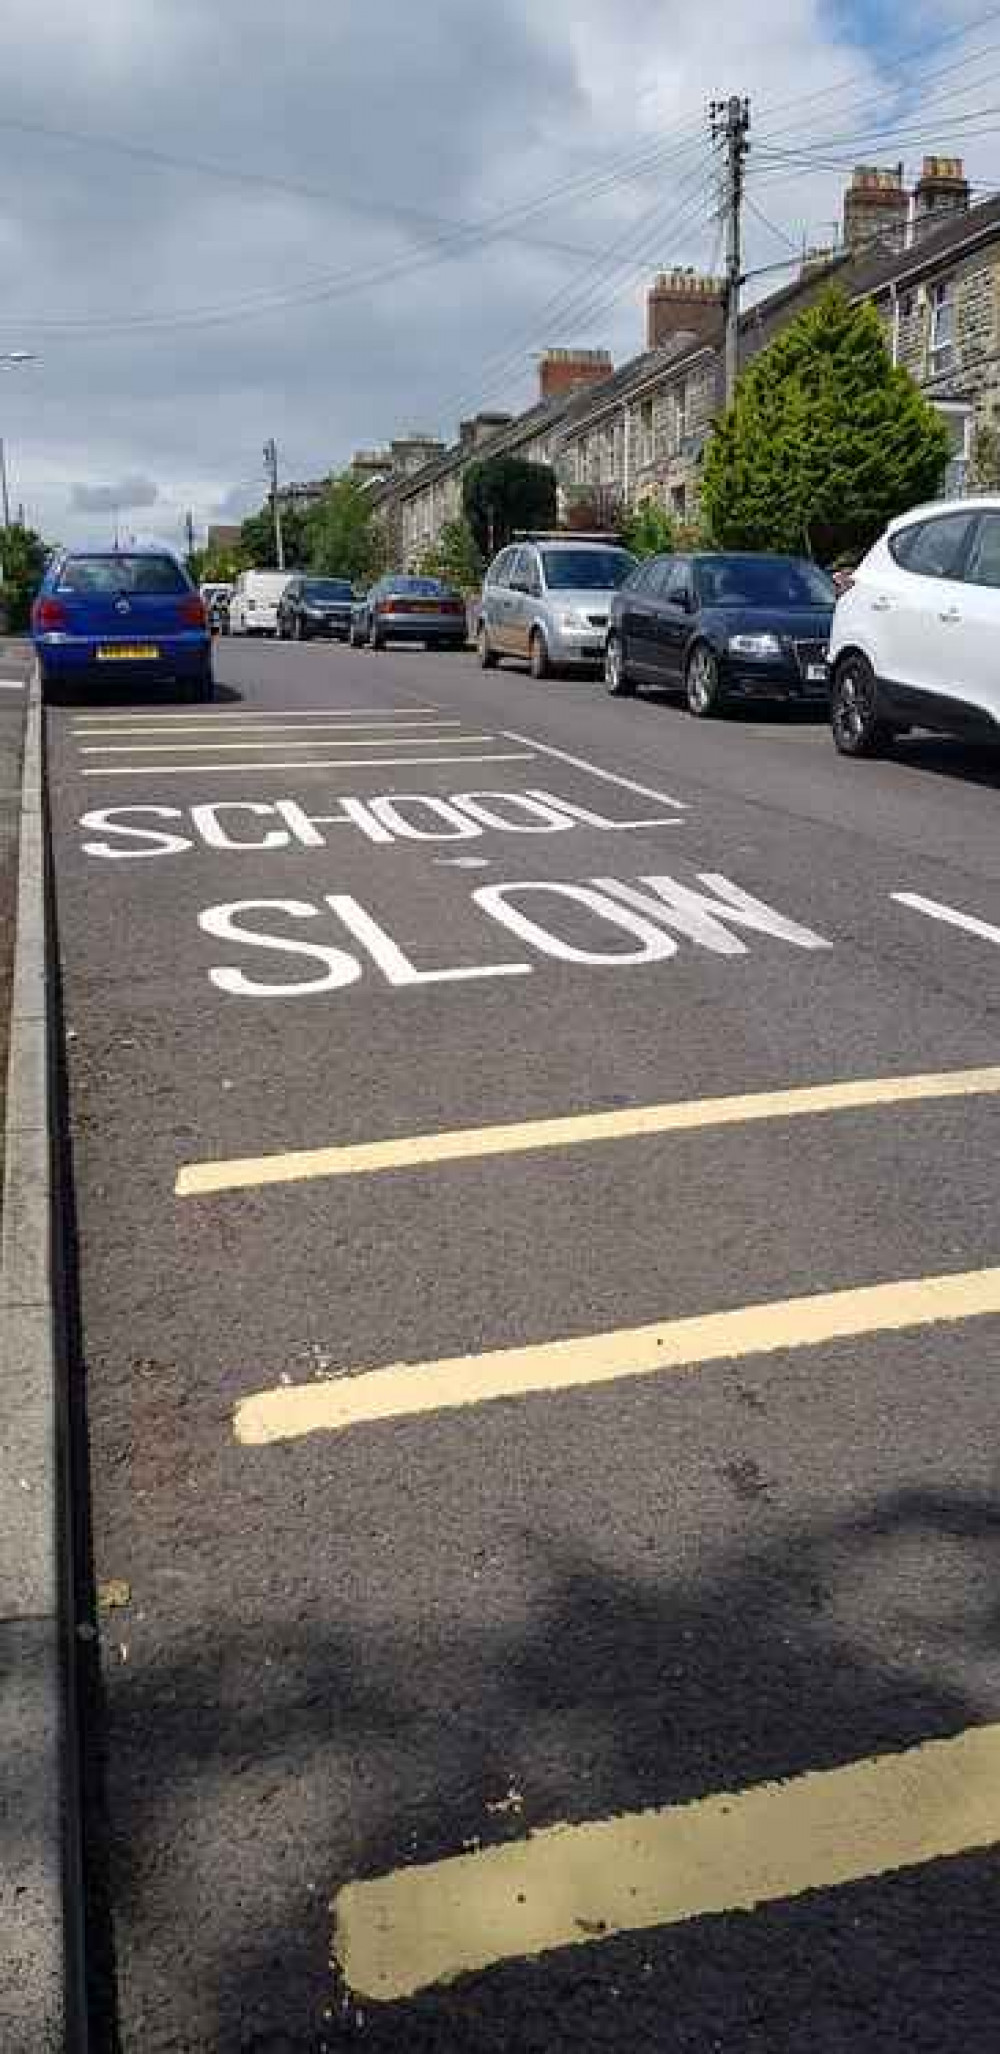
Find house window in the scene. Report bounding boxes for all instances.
[640,399,654,467]
[929,280,956,370]
[670,485,686,519]
[934,402,973,497]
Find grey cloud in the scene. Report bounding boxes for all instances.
[70,475,159,513]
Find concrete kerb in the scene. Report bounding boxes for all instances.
[0,669,88,2051]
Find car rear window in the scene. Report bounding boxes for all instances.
[303,579,353,599]
[56,553,188,596]
[388,577,447,596]
[541,549,635,590]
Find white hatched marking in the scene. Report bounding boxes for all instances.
[81,752,535,777]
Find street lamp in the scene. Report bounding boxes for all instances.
[0,352,38,529]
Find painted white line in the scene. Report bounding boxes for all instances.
[81,732,495,755]
[892,891,1000,948]
[72,705,440,723]
[503,730,686,810]
[76,720,458,740]
[0,678,25,690]
[233,1264,1000,1445]
[333,1720,1000,2002]
[81,752,536,777]
[177,1064,1000,1198]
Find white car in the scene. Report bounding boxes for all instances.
[828,496,1000,756]
[228,569,292,637]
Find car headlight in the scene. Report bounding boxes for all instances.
[556,608,592,632]
[727,631,783,657]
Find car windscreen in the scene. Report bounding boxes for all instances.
[303,579,353,600]
[56,553,188,596]
[541,550,635,590]
[695,557,836,608]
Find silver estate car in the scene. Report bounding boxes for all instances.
[478,536,636,678]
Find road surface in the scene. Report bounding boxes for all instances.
[46,638,1000,2050]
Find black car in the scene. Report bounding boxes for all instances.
[349,576,468,651]
[605,552,836,715]
[277,576,355,641]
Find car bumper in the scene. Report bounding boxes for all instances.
[302,614,353,637]
[376,615,467,640]
[546,624,607,667]
[720,655,830,701]
[35,631,210,680]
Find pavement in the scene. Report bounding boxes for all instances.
[42,639,1000,2050]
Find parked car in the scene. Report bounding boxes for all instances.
[829,496,1000,756]
[228,568,292,636]
[277,576,354,641]
[32,547,212,700]
[200,581,233,635]
[350,576,468,650]
[478,536,636,678]
[605,551,836,714]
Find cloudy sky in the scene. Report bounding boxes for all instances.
[0,0,993,547]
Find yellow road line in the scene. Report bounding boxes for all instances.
[177,1065,1000,1197]
[333,1721,1000,2002]
[81,730,493,754]
[233,1264,1000,1445]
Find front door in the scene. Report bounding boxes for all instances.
[505,548,533,660]
[647,557,694,686]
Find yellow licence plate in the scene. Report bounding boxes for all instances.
[97,644,159,661]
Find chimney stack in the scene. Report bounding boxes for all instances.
[913,156,970,241]
[646,270,725,351]
[537,347,614,401]
[458,412,514,452]
[843,165,908,253]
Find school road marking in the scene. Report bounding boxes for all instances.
[333,1720,1000,2002]
[233,1264,1000,1445]
[893,891,1000,948]
[80,730,496,755]
[81,751,536,777]
[176,1064,1000,1196]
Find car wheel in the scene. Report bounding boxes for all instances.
[830,653,890,757]
[294,617,304,641]
[369,620,383,652]
[686,642,724,717]
[478,626,499,670]
[529,629,551,680]
[605,633,634,698]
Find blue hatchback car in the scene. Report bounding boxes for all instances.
[32,546,213,700]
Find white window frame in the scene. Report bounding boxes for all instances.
[929,279,956,370]
[933,399,973,497]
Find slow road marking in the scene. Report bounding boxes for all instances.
[176,1064,1000,1196]
[893,891,1000,948]
[233,1264,1000,1445]
[332,1721,1000,2001]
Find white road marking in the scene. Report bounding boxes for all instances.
[80,732,495,755]
[76,720,457,741]
[80,752,536,777]
[72,705,440,723]
[502,730,686,809]
[0,677,25,690]
[892,891,1000,947]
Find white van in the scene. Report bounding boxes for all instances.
[229,569,292,637]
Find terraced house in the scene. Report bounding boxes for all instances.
[381,153,1000,567]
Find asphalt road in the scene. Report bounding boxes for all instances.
[45,637,1000,2052]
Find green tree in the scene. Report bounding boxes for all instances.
[416,516,484,590]
[305,474,389,584]
[463,456,557,558]
[702,288,950,562]
[237,501,311,571]
[969,420,1000,492]
[0,523,48,632]
[620,498,676,558]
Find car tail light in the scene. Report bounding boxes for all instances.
[33,598,68,631]
[179,594,206,628]
[379,598,401,614]
[444,599,465,616]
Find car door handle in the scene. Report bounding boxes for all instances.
[870,596,892,612]
[938,606,961,623]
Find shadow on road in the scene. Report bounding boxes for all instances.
[80,1477,1000,2051]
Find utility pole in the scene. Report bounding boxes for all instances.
[263,437,285,570]
[710,95,751,408]
[184,509,196,561]
[0,439,9,530]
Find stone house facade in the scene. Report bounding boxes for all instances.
[384,171,1000,566]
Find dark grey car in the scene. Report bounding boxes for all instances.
[350,575,468,650]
